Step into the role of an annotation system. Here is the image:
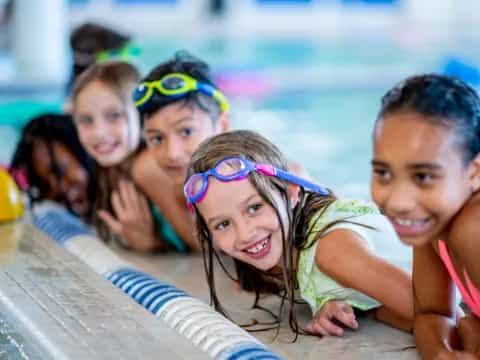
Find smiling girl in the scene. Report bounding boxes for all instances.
[10,113,94,220]
[72,61,164,252]
[185,129,413,337]
[371,74,480,359]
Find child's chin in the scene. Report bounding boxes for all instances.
[97,154,123,167]
[71,202,89,216]
[255,258,280,272]
[399,234,430,247]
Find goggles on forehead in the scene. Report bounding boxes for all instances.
[96,43,141,63]
[184,157,329,205]
[73,43,141,67]
[132,73,229,113]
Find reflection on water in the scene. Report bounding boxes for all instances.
[0,225,28,359]
[0,225,38,359]
[0,317,30,360]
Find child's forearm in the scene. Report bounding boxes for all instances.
[375,306,412,332]
[457,315,480,354]
[414,313,459,359]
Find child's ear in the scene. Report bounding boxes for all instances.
[468,153,480,192]
[287,183,300,207]
[216,112,230,133]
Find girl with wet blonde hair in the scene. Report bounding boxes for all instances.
[185,129,413,337]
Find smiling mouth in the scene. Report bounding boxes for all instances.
[66,190,88,215]
[94,142,119,155]
[243,235,271,260]
[389,216,432,237]
[70,201,88,215]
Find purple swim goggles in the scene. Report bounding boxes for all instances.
[184,157,329,205]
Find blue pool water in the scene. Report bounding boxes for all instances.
[234,90,383,198]
[137,37,442,198]
[0,37,471,198]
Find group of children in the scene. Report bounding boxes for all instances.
[8,23,480,359]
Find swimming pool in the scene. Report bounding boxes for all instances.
[0,35,466,360]
[0,36,457,198]
[139,36,448,198]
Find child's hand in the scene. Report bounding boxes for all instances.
[98,179,158,252]
[458,315,480,355]
[305,300,359,337]
[434,350,479,359]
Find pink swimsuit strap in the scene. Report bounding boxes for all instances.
[438,240,480,317]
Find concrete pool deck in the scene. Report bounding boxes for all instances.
[0,223,207,359]
[115,249,419,360]
[0,222,418,359]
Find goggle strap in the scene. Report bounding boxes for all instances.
[255,164,276,176]
[275,168,329,195]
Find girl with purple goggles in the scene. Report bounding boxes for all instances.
[184,157,329,205]
[185,130,414,340]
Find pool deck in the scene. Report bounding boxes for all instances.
[0,223,207,360]
[115,249,419,360]
[0,221,418,359]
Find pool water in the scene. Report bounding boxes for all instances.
[233,90,383,198]
[138,37,443,198]
[0,36,457,198]
[0,315,35,360]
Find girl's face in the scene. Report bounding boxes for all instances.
[32,140,90,216]
[74,80,140,167]
[143,102,228,187]
[371,111,479,247]
[196,177,287,271]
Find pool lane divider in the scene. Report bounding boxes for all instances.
[33,206,282,360]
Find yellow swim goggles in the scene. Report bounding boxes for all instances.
[133,73,229,113]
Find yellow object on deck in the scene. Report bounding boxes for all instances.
[0,169,24,222]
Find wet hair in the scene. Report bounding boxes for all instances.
[378,74,480,163]
[68,22,131,91]
[10,113,95,218]
[139,50,222,124]
[187,130,337,337]
[71,61,143,242]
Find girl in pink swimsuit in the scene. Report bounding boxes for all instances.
[370,74,480,359]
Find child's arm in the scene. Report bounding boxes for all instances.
[131,152,200,252]
[413,243,459,359]
[375,305,412,331]
[458,315,480,356]
[314,228,413,330]
[451,212,480,356]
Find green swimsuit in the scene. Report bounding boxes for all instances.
[151,205,187,253]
